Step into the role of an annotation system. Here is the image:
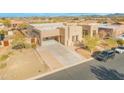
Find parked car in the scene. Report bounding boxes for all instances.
[115,46,124,54]
[91,51,101,57]
[95,50,115,62]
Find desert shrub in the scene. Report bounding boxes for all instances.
[12,43,25,50]
[117,39,124,46]
[83,36,100,53]
[12,31,26,50]
[32,43,36,49]
[8,51,14,55]
[24,43,31,49]
[105,38,117,48]
[0,63,7,69]
[0,54,9,62]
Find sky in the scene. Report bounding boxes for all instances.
[0,13,109,17]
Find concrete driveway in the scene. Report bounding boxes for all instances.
[36,40,85,70]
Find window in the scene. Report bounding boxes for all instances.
[72,36,75,41]
[93,30,96,36]
[72,35,78,42]
[83,30,90,37]
[76,35,78,41]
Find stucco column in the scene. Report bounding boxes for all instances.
[90,29,93,37]
[58,36,61,42]
[40,32,42,46]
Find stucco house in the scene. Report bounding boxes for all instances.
[30,23,83,46]
[30,22,124,47]
[81,23,124,39]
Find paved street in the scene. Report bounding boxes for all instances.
[37,53,124,80]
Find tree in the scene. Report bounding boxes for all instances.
[105,38,117,48]
[18,23,30,30]
[0,30,5,40]
[2,19,11,27]
[0,30,5,34]
[12,31,26,49]
[83,36,100,53]
[117,39,124,46]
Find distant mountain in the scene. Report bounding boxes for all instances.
[0,13,124,18]
[0,13,109,18]
[79,13,108,16]
[107,13,124,17]
[79,13,124,17]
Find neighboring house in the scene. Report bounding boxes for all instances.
[97,24,124,38]
[81,23,124,39]
[10,20,27,28]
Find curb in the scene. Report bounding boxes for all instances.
[27,58,93,80]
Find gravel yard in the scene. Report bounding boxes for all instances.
[0,48,50,80]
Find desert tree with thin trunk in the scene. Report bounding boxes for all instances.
[105,38,117,48]
[83,36,100,54]
[11,31,25,49]
[117,39,124,46]
[18,23,29,30]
